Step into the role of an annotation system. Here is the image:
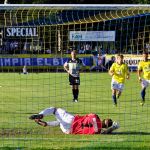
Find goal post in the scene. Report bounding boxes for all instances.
[0,4,150,149]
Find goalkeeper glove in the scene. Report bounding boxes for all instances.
[35,119,47,127]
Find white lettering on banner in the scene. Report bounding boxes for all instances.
[20,29,24,36]
[20,58,23,66]
[80,58,86,66]
[70,31,115,41]
[0,58,3,66]
[45,58,51,66]
[4,58,11,66]
[53,58,60,66]
[12,58,19,66]
[16,28,20,36]
[24,58,31,66]
[29,28,33,36]
[6,27,38,37]
[60,58,64,66]
[72,33,82,41]
[124,59,141,66]
[106,55,143,67]
[0,57,92,67]
[6,28,11,37]
[12,28,16,36]
[37,58,43,66]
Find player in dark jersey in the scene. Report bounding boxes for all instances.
[64,50,83,102]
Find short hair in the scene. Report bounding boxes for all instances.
[102,118,113,128]
[142,50,148,55]
[111,56,115,60]
[116,54,124,59]
[71,50,76,53]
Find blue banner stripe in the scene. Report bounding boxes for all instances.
[0,57,92,66]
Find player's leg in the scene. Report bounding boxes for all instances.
[72,85,76,102]
[69,75,76,101]
[116,91,121,99]
[54,108,75,133]
[72,85,79,102]
[112,89,117,106]
[55,108,74,124]
[74,85,79,102]
[116,83,124,99]
[71,76,80,102]
[39,107,56,116]
[111,80,118,106]
[140,79,148,106]
[29,107,56,120]
[74,77,80,102]
[141,87,146,101]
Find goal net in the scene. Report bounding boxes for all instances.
[0,4,150,149]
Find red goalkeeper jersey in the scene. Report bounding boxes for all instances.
[70,113,102,134]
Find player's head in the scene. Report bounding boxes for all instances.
[142,51,148,61]
[71,50,77,59]
[116,54,124,64]
[102,118,113,128]
[111,56,115,62]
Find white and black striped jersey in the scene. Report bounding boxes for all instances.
[64,58,83,77]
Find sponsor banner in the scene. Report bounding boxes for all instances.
[4,27,38,38]
[0,54,92,58]
[124,56,142,67]
[0,57,92,66]
[69,31,115,41]
[106,54,144,70]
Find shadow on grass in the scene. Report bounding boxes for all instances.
[64,147,150,150]
[0,146,149,150]
[1,146,149,150]
[113,131,150,135]
[0,147,26,150]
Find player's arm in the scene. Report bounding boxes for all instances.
[79,59,85,72]
[34,119,60,127]
[137,69,142,82]
[34,119,47,127]
[64,62,70,74]
[101,121,120,134]
[137,63,142,82]
[108,64,115,76]
[46,121,60,126]
[101,126,116,134]
[126,65,130,80]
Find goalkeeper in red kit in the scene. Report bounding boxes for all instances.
[29,107,120,134]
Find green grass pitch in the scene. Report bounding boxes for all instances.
[0,72,150,150]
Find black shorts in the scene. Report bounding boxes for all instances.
[69,75,80,85]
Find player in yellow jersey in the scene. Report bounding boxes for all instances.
[137,51,150,106]
[109,54,130,106]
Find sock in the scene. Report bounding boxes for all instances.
[75,89,79,100]
[141,88,146,101]
[112,94,117,104]
[72,89,76,100]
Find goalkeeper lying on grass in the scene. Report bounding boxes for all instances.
[29,107,120,134]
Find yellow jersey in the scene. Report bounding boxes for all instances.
[110,63,129,83]
[138,61,150,80]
